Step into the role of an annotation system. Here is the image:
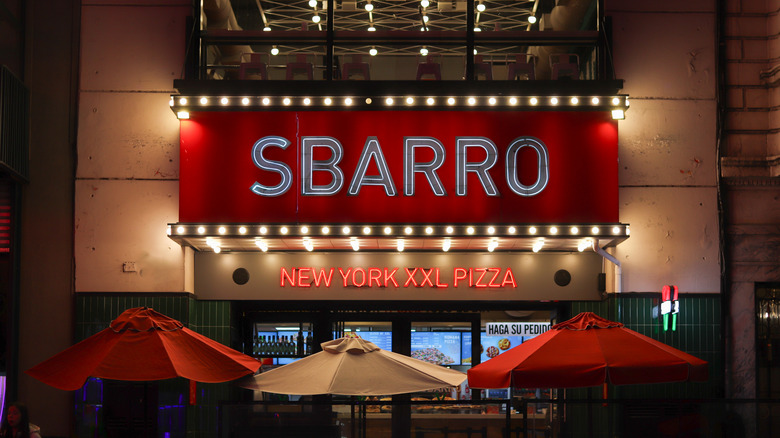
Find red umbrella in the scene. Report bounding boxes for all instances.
[26,307,260,391]
[467,312,708,389]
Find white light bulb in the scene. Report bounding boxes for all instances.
[271,47,279,56]
[369,47,378,56]
[477,3,486,12]
[312,15,321,23]
[420,47,429,56]
[365,3,373,12]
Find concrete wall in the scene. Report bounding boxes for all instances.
[607,0,720,294]
[75,1,191,293]
[19,1,79,435]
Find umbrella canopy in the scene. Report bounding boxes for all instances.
[468,312,708,389]
[26,307,261,390]
[239,336,467,396]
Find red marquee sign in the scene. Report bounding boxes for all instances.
[179,110,618,224]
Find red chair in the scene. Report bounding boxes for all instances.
[342,54,370,80]
[238,52,269,80]
[506,54,536,80]
[549,53,579,80]
[286,54,314,80]
[473,55,493,80]
[416,54,442,80]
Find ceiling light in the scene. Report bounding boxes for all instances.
[423,15,429,23]
[197,226,205,234]
[532,239,544,253]
[528,16,537,24]
[591,97,600,105]
[426,97,435,105]
[199,97,208,105]
[176,111,189,119]
[383,226,392,235]
[425,226,433,234]
[321,226,330,234]
[176,226,185,234]
[591,227,600,234]
[404,227,413,235]
[309,0,317,7]
[350,238,360,251]
[476,2,486,12]
[300,226,309,234]
[280,226,288,234]
[466,227,475,235]
[344,97,353,105]
[218,226,226,235]
[445,226,454,234]
[256,239,268,252]
[263,26,271,31]
[550,97,559,105]
[397,240,405,252]
[421,0,429,8]
[259,226,268,234]
[443,238,451,252]
[370,46,378,56]
[571,97,579,105]
[363,226,371,234]
[508,226,516,234]
[420,47,429,56]
[612,109,625,120]
[385,97,394,105]
[271,46,279,56]
[312,14,321,23]
[220,97,229,105]
[262,97,271,105]
[365,2,373,12]
[342,226,351,234]
[324,97,332,105]
[447,97,456,105]
[530,97,538,105]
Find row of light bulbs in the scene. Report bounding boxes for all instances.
[269,1,538,32]
[173,95,628,120]
[172,224,627,237]
[175,95,625,107]
[206,236,594,254]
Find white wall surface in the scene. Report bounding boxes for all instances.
[608,4,720,293]
[77,2,191,293]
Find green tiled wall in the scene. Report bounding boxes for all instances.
[566,294,723,437]
[74,294,237,438]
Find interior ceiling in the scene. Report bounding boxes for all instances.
[231,1,538,33]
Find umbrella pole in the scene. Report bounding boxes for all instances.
[508,378,514,438]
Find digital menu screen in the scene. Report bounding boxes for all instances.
[462,332,472,365]
[411,332,461,365]
[356,331,393,351]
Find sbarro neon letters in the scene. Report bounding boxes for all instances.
[251,135,549,197]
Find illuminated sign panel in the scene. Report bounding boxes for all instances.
[179,111,618,224]
[194,252,605,301]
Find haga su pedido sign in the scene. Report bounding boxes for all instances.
[486,322,551,336]
[178,111,619,224]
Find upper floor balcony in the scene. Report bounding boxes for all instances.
[192,0,615,83]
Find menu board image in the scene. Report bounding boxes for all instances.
[480,333,524,363]
[411,332,461,365]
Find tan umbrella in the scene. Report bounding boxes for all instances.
[239,336,466,396]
